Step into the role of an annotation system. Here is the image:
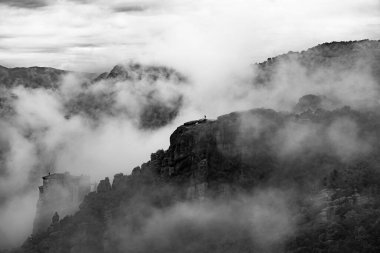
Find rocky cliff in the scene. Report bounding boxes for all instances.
[18,103,380,253]
[33,173,91,234]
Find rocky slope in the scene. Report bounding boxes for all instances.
[18,101,380,253]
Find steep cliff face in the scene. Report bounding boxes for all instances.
[33,173,91,234]
[19,105,380,253]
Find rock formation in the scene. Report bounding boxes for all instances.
[33,172,91,234]
[20,105,380,252]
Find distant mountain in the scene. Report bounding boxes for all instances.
[94,63,187,82]
[65,63,187,129]
[254,39,380,86]
[0,63,187,129]
[0,65,70,89]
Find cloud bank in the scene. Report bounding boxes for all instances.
[0,0,379,250]
[0,0,379,72]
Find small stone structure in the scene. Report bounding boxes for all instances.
[33,172,91,233]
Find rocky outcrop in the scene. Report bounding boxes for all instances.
[20,104,380,253]
[33,172,91,234]
[97,177,111,193]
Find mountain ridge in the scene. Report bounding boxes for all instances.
[3,39,380,252]
[254,39,380,87]
[17,103,380,253]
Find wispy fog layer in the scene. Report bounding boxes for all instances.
[108,189,296,253]
[0,0,379,71]
[2,41,379,247]
[0,75,182,247]
[0,0,379,249]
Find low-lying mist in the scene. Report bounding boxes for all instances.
[0,40,380,249]
[107,189,297,253]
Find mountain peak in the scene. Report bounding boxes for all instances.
[107,64,129,79]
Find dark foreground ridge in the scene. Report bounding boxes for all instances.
[17,101,380,253]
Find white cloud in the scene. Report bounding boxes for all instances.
[0,0,378,72]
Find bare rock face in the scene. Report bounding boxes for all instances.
[33,172,91,234]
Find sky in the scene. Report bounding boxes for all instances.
[0,0,379,73]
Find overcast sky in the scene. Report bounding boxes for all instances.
[0,0,379,72]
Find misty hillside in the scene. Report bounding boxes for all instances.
[0,65,70,89]
[17,102,380,253]
[0,62,188,249]
[3,40,380,253]
[0,63,187,129]
[254,39,380,87]
[65,63,186,128]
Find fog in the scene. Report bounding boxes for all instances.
[0,0,379,250]
[108,189,297,253]
[274,117,372,161]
